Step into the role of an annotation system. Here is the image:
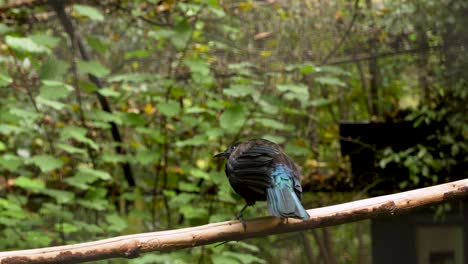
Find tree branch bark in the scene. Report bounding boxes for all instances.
[48,0,136,188]
[0,179,467,264]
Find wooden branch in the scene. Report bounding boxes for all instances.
[1,179,467,264]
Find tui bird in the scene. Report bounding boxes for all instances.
[214,138,310,222]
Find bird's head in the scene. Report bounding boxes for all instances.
[213,142,240,159]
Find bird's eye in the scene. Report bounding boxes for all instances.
[231,144,239,151]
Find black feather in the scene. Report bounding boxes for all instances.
[215,138,309,220]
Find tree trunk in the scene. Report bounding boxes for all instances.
[366,0,381,119]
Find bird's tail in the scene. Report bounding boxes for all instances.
[266,165,310,220]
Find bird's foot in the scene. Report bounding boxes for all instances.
[236,213,247,231]
[236,204,250,231]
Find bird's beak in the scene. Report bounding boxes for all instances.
[213,152,225,158]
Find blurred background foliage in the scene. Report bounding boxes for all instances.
[0,0,467,263]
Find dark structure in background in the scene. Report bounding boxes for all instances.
[339,122,468,264]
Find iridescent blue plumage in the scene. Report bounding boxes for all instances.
[214,138,310,221]
[267,164,310,219]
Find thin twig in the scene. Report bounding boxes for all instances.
[320,0,360,65]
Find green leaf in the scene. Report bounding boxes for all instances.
[0,141,5,151]
[223,252,266,264]
[29,34,60,48]
[108,73,159,82]
[179,181,200,192]
[236,241,260,252]
[120,113,146,127]
[316,65,350,76]
[0,73,12,87]
[135,127,165,143]
[86,35,108,53]
[228,62,254,76]
[190,168,211,180]
[255,118,293,131]
[186,106,215,115]
[14,176,45,192]
[98,88,121,97]
[276,84,309,106]
[184,60,210,76]
[77,165,111,180]
[171,20,192,49]
[262,135,286,144]
[39,58,69,80]
[0,23,13,34]
[39,202,70,218]
[299,62,315,74]
[64,173,96,190]
[285,63,299,71]
[105,214,128,232]
[77,60,109,78]
[205,127,224,139]
[135,150,160,165]
[258,99,279,114]
[124,49,151,59]
[0,124,23,135]
[28,155,64,172]
[39,80,74,100]
[148,29,174,40]
[60,126,99,150]
[35,97,66,110]
[315,76,346,87]
[55,223,78,234]
[57,143,87,155]
[157,101,180,117]
[130,253,188,264]
[184,59,213,84]
[220,104,247,130]
[75,221,103,233]
[223,84,257,97]
[211,255,241,264]
[309,98,332,107]
[180,205,208,220]
[102,154,127,164]
[284,141,310,156]
[5,36,50,54]
[9,108,40,122]
[0,197,24,212]
[87,110,122,125]
[42,189,75,204]
[79,80,97,93]
[26,231,52,247]
[77,199,109,211]
[0,154,22,171]
[175,134,207,147]
[73,5,104,21]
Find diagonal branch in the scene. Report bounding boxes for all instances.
[1,179,467,264]
[48,0,135,188]
[320,0,360,65]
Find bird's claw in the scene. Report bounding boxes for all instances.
[237,214,247,230]
[236,204,249,231]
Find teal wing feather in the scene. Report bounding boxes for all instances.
[266,164,310,220]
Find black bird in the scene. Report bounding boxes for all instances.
[214,138,310,221]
